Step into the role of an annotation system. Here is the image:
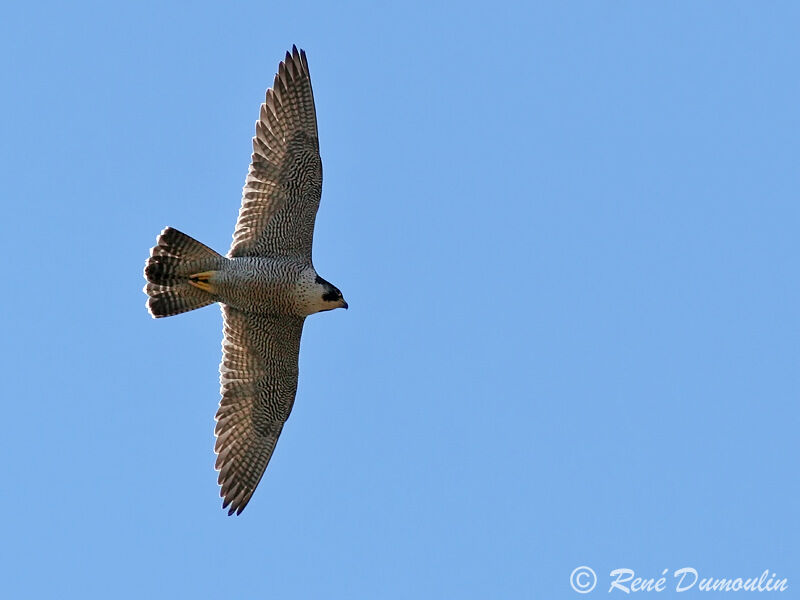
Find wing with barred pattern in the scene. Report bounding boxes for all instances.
[214,306,304,515]
[229,45,322,262]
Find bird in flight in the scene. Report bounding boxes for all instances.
[143,46,347,515]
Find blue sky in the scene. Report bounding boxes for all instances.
[2,1,798,597]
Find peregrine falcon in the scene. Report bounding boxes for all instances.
[143,46,347,515]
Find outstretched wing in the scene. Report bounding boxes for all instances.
[215,306,305,515]
[229,45,322,262]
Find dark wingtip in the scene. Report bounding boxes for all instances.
[223,501,246,516]
[287,45,308,75]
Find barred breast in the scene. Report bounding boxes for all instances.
[214,257,306,315]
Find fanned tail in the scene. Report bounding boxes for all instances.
[143,227,224,318]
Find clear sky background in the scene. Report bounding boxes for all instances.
[2,2,798,598]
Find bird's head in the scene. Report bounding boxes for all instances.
[306,274,348,314]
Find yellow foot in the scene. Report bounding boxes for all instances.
[188,271,217,293]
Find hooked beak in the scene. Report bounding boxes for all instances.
[341,300,349,310]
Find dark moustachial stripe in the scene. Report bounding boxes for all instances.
[321,290,339,302]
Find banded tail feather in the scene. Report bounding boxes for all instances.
[144,227,223,318]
